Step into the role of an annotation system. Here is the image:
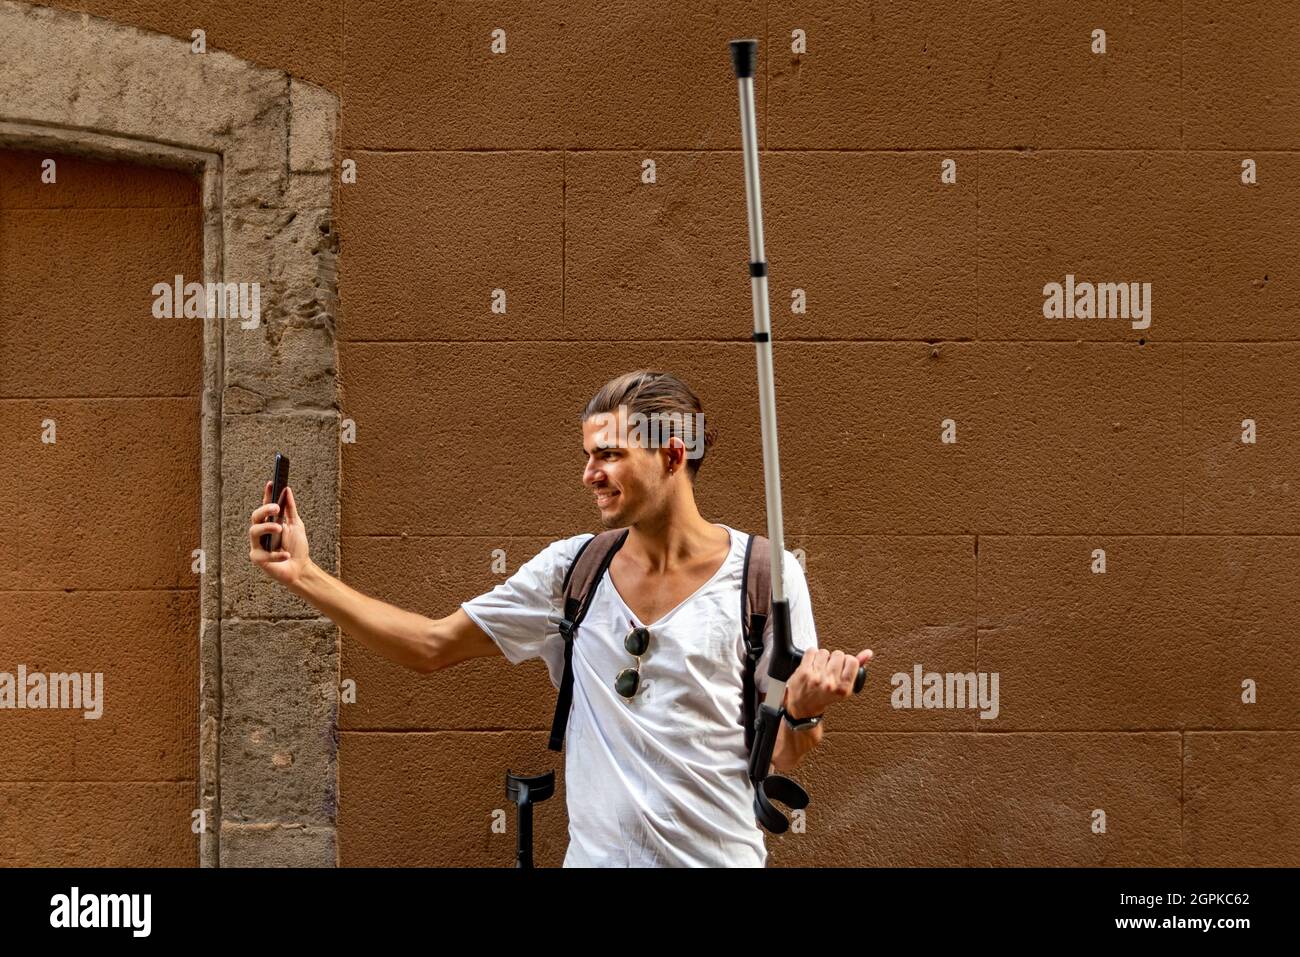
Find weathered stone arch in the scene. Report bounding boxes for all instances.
[0,0,341,867]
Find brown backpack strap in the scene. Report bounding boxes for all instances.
[740,533,774,753]
[548,527,630,752]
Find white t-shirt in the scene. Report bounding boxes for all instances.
[460,523,819,868]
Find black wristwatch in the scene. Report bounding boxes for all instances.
[782,707,824,731]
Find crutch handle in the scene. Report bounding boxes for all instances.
[791,648,868,694]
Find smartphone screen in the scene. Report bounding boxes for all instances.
[262,452,290,552]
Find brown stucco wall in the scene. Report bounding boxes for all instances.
[0,148,203,865]
[14,1,1300,867]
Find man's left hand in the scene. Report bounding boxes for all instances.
[785,647,873,720]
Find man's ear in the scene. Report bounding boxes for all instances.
[664,436,686,474]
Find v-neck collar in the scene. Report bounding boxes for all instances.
[604,524,737,629]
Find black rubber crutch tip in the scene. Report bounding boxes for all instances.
[730,39,757,79]
[853,666,867,694]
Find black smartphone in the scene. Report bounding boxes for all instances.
[261,452,290,552]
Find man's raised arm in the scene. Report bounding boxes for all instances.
[290,565,498,673]
[249,483,499,673]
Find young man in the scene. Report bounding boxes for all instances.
[249,369,871,867]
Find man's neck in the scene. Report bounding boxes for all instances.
[624,504,727,574]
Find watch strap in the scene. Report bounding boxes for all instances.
[782,707,824,729]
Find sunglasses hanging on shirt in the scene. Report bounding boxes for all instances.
[615,625,651,699]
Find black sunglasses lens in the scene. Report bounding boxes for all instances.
[615,667,641,698]
[625,626,651,656]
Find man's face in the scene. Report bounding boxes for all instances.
[582,408,678,527]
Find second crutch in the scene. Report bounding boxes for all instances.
[505,769,554,868]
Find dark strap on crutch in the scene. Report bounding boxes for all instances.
[740,533,774,753]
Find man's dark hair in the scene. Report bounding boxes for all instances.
[582,370,718,482]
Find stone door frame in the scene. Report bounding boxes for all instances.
[0,0,341,866]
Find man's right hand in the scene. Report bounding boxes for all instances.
[249,481,311,590]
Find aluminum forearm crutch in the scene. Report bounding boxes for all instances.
[729,38,867,834]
